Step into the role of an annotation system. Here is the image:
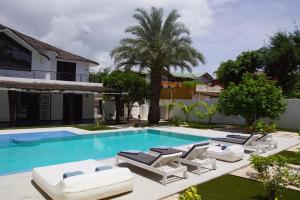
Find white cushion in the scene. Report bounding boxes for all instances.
[32,159,134,200]
[33,159,104,187]
[60,168,133,193]
[207,145,244,162]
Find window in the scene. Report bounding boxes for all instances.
[57,61,76,81]
[0,33,32,70]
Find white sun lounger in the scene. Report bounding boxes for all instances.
[211,134,265,154]
[116,151,188,185]
[150,142,217,174]
[32,159,134,200]
[227,133,277,151]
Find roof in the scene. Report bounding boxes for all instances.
[0,24,99,65]
[169,72,198,80]
[0,77,115,93]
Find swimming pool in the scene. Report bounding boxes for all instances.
[0,129,208,175]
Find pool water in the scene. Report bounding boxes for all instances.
[0,129,208,175]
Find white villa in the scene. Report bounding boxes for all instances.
[0,24,116,126]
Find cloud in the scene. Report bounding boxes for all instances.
[0,0,299,74]
[41,15,91,57]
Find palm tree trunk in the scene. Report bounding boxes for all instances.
[148,68,162,124]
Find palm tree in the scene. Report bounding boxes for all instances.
[200,101,217,124]
[111,7,205,124]
[163,100,177,121]
[193,110,207,123]
[177,102,200,123]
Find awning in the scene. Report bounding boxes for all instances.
[0,77,117,94]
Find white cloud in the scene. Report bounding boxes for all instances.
[41,15,91,57]
[1,0,298,74]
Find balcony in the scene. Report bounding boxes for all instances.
[0,68,90,82]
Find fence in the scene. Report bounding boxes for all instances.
[160,99,300,130]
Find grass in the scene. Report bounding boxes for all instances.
[189,175,300,200]
[187,122,225,129]
[73,124,115,131]
[276,150,300,165]
[0,124,115,131]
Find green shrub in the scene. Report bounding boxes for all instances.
[179,186,201,200]
[169,117,181,126]
[249,120,277,134]
[250,155,299,200]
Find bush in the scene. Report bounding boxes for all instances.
[169,117,181,126]
[249,120,277,134]
[250,155,299,200]
[179,186,201,200]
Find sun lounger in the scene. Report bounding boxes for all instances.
[32,159,134,200]
[211,134,265,154]
[150,142,217,174]
[227,133,277,151]
[253,133,278,150]
[116,151,187,185]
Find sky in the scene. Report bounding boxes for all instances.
[0,0,299,75]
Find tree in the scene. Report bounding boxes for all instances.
[111,7,205,124]
[250,155,299,200]
[103,71,149,121]
[262,31,300,95]
[162,100,177,121]
[193,110,206,123]
[215,50,263,87]
[177,101,200,123]
[217,73,286,126]
[89,67,111,83]
[199,101,217,124]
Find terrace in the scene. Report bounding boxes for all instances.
[0,126,299,200]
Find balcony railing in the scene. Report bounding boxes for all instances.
[0,67,90,82]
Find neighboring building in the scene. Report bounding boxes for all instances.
[132,69,216,99]
[0,23,115,126]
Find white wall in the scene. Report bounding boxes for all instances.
[82,93,94,119]
[51,93,63,120]
[0,90,10,122]
[275,99,300,130]
[161,99,300,130]
[0,31,90,82]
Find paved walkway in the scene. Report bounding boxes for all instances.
[0,127,299,200]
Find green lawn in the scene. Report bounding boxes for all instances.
[187,122,225,129]
[73,124,115,131]
[0,124,115,131]
[276,150,300,165]
[192,175,299,200]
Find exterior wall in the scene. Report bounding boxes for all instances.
[82,93,95,120]
[0,90,10,122]
[0,32,90,82]
[160,87,195,99]
[161,99,300,130]
[51,93,63,121]
[274,99,300,130]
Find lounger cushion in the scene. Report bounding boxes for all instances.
[212,137,245,144]
[226,134,249,140]
[117,152,161,166]
[150,147,183,155]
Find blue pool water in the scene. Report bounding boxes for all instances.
[0,129,208,175]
